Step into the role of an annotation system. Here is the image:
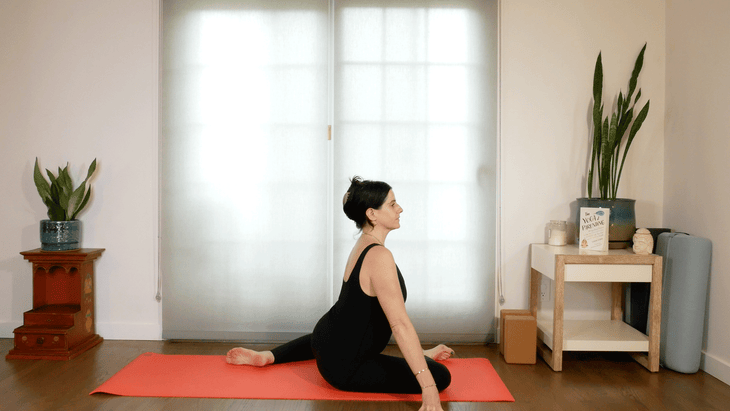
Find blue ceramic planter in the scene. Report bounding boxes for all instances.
[576,198,636,249]
[40,220,81,251]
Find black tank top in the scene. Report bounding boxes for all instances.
[311,243,407,388]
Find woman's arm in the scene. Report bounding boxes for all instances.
[364,247,442,411]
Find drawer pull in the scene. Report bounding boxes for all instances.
[37,337,45,345]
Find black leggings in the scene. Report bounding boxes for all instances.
[270,334,451,394]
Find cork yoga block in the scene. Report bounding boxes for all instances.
[499,309,531,356]
[500,310,536,364]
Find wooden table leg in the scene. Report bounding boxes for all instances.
[530,268,553,368]
[611,283,625,321]
[630,257,663,372]
[530,268,540,318]
[647,258,663,372]
[531,267,560,371]
[551,256,565,372]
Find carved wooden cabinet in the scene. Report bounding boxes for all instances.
[6,248,105,360]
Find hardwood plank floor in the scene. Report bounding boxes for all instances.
[2,338,729,410]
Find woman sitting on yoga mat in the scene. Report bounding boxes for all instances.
[227,176,453,411]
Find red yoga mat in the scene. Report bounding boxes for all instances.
[91,353,514,402]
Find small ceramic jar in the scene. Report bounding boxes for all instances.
[548,220,568,246]
[633,228,653,255]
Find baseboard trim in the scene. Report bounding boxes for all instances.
[5,322,495,345]
[701,350,730,386]
[162,330,309,343]
[417,332,495,345]
[162,330,495,345]
[0,322,22,338]
[96,322,162,341]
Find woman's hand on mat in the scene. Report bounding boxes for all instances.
[420,385,443,411]
[424,344,455,361]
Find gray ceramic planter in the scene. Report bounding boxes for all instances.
[40,220,81,251]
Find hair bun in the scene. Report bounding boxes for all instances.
[350,175,363,187]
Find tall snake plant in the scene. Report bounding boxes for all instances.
[587,44,651,200]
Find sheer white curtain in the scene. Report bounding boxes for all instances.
[161,0,331,340]
[333,0,497,342]
[161,0,497,342]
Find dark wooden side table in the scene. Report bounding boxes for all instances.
[6,248,105,360]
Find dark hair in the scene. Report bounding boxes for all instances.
[343,176,392,230]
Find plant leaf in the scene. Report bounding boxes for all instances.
[587,169,594,198]
[58,184,70,213]
[46,169,57,186]
[593,52,603,105]
[627,43,646,104]
[57,166,67,193]
[54,165,73,214]
[56,167,67,196]
[589,98,604,198]
[85,159,97,181]
[589,53,603,198]
[618,92,624,115]
[67,181,86,220]
[44,197,66,221]
[33,158,52,203]
[49,179,61,204]
[617,107,634,146]
[627,100,650,147]
[614,100,650,198]
[61,165,74,196]
[71,187,92,220]
[600,117,610,198]
[607,112,619,198]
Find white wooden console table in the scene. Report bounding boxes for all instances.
[529,244,663,372]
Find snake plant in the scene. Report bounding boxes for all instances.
[587,44,651,200]
[33,158,97,221]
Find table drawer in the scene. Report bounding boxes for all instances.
[564,264,652,282]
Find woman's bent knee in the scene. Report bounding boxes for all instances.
[430,362,452,391]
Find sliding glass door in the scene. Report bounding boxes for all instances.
[161,0,497,343]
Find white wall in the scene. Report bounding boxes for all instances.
[665,0,730,385]
[500,0,665,317]
[0,0,161,339]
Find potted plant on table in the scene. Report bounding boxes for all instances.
[579,44,650,249]
[33,158,97,251]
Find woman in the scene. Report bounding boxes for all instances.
[227,176,453,411]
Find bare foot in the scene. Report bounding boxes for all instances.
[226,347,274,366]
[424,344,455,361]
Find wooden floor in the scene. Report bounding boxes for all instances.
[2,339,729,411]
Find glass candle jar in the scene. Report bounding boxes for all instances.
[548,220,568,246]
